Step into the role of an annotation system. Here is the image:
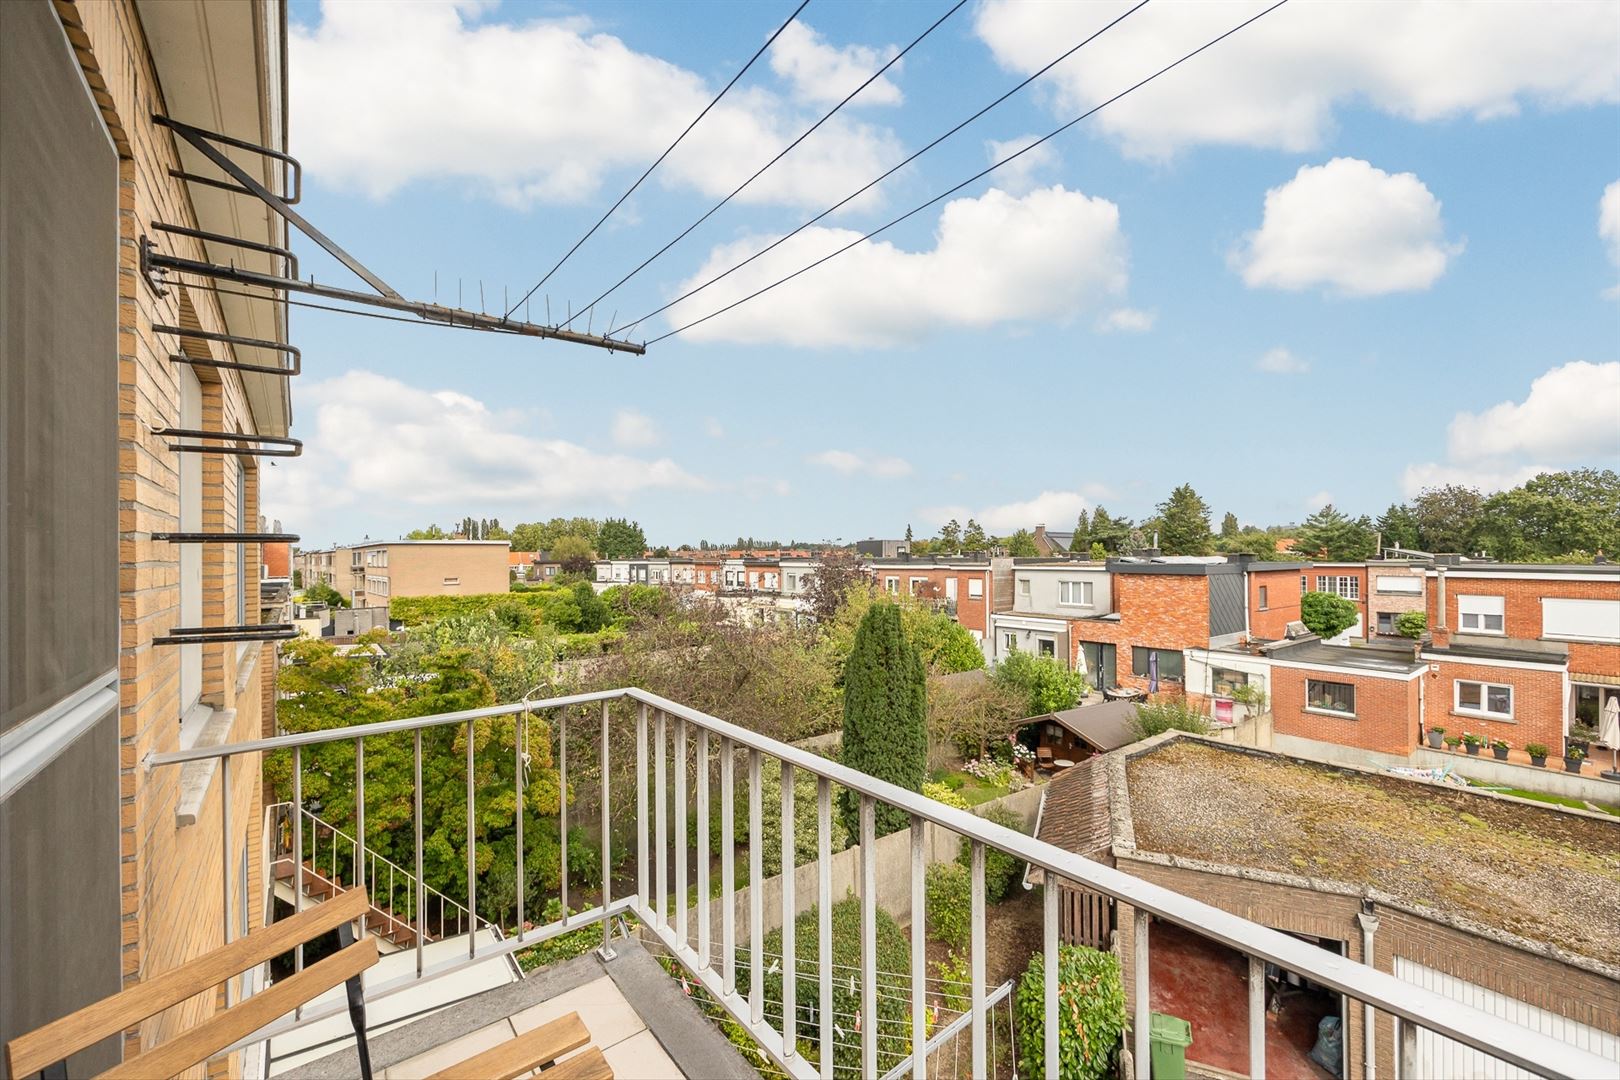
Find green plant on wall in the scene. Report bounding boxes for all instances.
[1300,590,1358,639]
[1015,942,1127,1079]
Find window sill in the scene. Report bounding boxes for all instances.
[176,707,237,828]
[1451,710,1515,724]
[1305,707,1357,721]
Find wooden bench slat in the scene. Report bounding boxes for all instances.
[424,1013,591,1080]
[6,887,371,1079]
[94,936,378,1080]
[544,1046,614,1080]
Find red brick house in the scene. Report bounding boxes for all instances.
[870,556,999,642]
[1267,640,1426,755]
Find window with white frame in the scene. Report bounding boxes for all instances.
[1257,585,1269,610]
[885,576,899,595]
[1003,632,1018,652]
[786,573,797,591]
[1315,575,1360,599]
[968,579,983,599]
[1305,679,1356,717]
[1058,580,1093,607]
[442,577,460,587]
[1457,594,1505,635]
[1300,574,1307,594]
[1018,578,1031,600]
[1455,679,1512,719]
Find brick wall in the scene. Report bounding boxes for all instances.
[1429,573,1620,676]
[1427,659,1565,755]
[387,543,511,597]
[1248,567,1304,640]
[64,0,271,1067]
[1116,857,1620,1080]
[1271,666,1421,754]
[1069,572,1210,691]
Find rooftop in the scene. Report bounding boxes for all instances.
[1123,741,1620,968]
[1266,640,1426,674]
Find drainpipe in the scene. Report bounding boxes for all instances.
[1357,902,1379,1079]
[1435,567,1447,632]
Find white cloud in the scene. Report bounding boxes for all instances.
[769,22,901,107]
[290,1,900,209]
[1256,346,1308,374]
[920,490,1092,534]
[703,417,726,439]
[1446,360,1620,462]
[807,449,912,479]
[1099,308,1154,333]
[1305,490,1333,511]
[667,185,1129,347]
[1601,180,1620,297]
[1399,462,1548,498]
[262,372,705,528]
[611,408,659,448]
[1233,159,1460,296]
[1401,360,1619,496]
[984,135,1057,196]
[974,0,1619,159]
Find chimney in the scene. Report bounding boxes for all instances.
[1034,524,1047,541]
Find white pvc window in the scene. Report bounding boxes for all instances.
[968,579,983,599]
[1541,598,1620,643]
[1455,680,1512,720]
[1305,679,1356,718]
[1316,575,1360,600]
[1058,580,1093,607]
[1457,594,1505,635]
[1019,578,1031,600]
[885,576,899,595]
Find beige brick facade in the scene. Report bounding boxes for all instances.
[345,540,511,606]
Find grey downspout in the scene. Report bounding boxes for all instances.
[1357,905,1379,1079]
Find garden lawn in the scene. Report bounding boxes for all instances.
[931,768,1011,807]
[1467,783,1620,817]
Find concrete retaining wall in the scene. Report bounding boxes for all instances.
[681,784,1043,947]
[1272,733,1620,805]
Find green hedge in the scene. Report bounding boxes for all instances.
[389,589,564,627]
[926,862,972,949]
[1015,944,1125,1079]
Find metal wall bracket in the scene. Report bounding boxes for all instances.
[154,323,301,376]
[151,221,297,278]
[151,427,303,458]
[153,625,298,646]
[151,532,300,544]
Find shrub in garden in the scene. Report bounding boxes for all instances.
[1016,943,1126,1080]
[1395,610,1427,639]
[922,781,969,809]
[926,862,972,950]
[1129,698,1211,740]
[741,895,912,1076]
[839,602,928,837]
[1300,590,1358,640]
[958,804,1028,904]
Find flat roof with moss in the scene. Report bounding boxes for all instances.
[1122,740,1620,967]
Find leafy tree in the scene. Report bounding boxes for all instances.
[1473,469,1620,561]
[1087,506,1132,553]
[291,568,303,589]
[1220,511,1240,538]
[1154,483,1213,555]
[508,522,544,552]
[1073,509,1091,549]
[910,615,986,674]
[1300,591,1358,639]
[1016,945,1126,1080]
[802,548,867,622]
[958,804,1027,903]
[303,580,349,608]
[568,581,610,633]
[1410,484,1484,552]
[1375,503,1421,551]
[993,651,1086,716]
[1396,610,1427,639]
[595,518,647,559]
[1089,541,1107,561]
[1293,504,1377,560]
[405,524,447,540]
[961,519,988,553]
[551,534,595,575]
[927,669,1026,762]
[839,602,927,837]
[938,519,962,554]
[1005,528,1039,557]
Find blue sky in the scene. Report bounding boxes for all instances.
[267,0,1620,549]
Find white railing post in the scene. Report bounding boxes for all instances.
[971,840,986,1080]
[696,727,711,969]
[748,749,763,1026]
[675,718,688,947]
[355,739,366,939]
[1044,876,1059,1079]
[860,795,877,1079]
[467,719,476,960]
[515,703,525,941]
[1134,910,1150,1080]
[780,759,795,1061]
[818,778,833,1080]
[636,703,648,915]
[721,736,736,995]
[1396,1016,1417,1080]
[560,707,569,924]
[414,728,425,975]
[293,746,304,979]
[910,815,926,1080]
[600,700,613,958]
[655,709,667,929]
[1250,955,1266,1080]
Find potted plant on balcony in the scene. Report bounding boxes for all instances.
[1567,723,1598,756]
[1564,745,1586,774]
[1462,732,1483,756]
[1426,726,1445,749]
[1525,743,1549,768]
[1444,735,1462,751]
[1490,738,1510,762]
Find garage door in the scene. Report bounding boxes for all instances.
[1394,958,1620,1079]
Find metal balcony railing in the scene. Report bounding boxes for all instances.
[145,688,1614,1080]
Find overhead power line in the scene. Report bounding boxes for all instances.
[501,0,811,323]
[561,0,969,331]
[611,0,1151,338]
[646,0,1290,346]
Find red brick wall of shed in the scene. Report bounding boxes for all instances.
[1427,660,1565,753]
[1113,857,1620,1080]
[1271,666,1420,754]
